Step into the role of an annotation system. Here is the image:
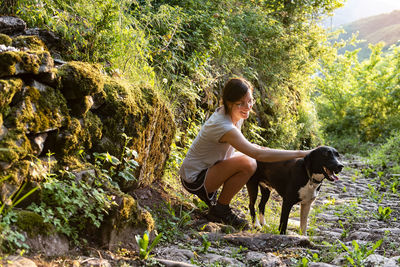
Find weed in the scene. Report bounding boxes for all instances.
[334,200,367,224]
[28,171,116,243]
[0,175,39,252]
[154,201,194,243]
[339,239,383,267]
[376,206,392,221]
[200,234,211,254]
[338,220,349,239]
[135,230,163,260]
[366,184,385,203]
[231,245,248,261]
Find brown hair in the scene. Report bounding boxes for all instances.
[222,78,253,114]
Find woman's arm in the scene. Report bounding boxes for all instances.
[220,128,311,162]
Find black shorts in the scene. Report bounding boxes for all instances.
[181,169,217,206]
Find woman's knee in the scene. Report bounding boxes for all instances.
[238,156,257,175]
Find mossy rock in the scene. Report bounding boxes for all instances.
[0,130,31,165]
[100,193,154,251]
[12,35,47,51]
[55,111,102,158]
[58,61,104,100]
[15,210,54,237]
[95,77,144,153]
[0,50,53,78]
[0,78,23,112]
[0,33,12,46]
[7,83,69,134]
[68,95,93,117]
[94,77,175,188]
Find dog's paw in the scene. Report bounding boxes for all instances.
[254,218,262,229]
[258,214,266,226]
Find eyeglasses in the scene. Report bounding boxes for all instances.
[235,99,255,108]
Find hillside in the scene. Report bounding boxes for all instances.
[337,9,400,60]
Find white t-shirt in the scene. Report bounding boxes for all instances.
[179,107,243,183]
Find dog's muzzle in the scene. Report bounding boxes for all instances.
[323,163,343,181]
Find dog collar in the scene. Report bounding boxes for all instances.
[311,177,323,184]
[306,169,324,184]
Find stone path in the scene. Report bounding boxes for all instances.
[150,155,400,266]
[2,155,400,266]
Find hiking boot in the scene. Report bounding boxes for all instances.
[207,202,249,229]
[194,189,217,207]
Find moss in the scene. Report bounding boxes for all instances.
[116,194,154,232]
[58,61,104,99]
[0,130,32,165]
[0,78,24,113]
[15,210,54,237]
[0,51,53,78]
[81,111,102,148]
[12,35,47,51]
[68,96,92,117]
[0,160,30,186]
[9,84,69,134]
[58,118,82,156]
[94,77,146,156]
[0,34,12,46]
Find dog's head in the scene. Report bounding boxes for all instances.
[304,146,344,182]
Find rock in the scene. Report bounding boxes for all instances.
[100,194,155,252]
[0,16,26,35]
[202,253,245,266]
[25,233,70,257]
[246,251,284,267]
[309,263,337,267]
[30,132,48,155]
[0,50,54,78]
[153,258,196,267]
[221,232,313,251]
[365,254,395,267]
[79,257,111,267]
[1,256,37,267]
[154,247,195,262]
[58,61,104,100]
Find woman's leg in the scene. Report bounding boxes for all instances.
[205,154,257,205]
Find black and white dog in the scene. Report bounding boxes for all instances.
[246,146,343,235]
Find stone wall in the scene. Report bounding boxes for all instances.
[0,16,176,251]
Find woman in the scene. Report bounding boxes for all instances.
[179,78,311,228]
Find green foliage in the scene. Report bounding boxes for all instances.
[376,206,393,221]
[314,42,400,153]
[200,234,211,254]
[17,0,154,84]
[369,131,400,173]
[0,175,38,252]
[16,0,346,151]
[339,239,383,267]
[0,211,29,252]
[135,230,163,260]
[27,171,115,243]
[91,133,139,189]
[154,201,193,243]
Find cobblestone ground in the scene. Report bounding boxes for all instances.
[3,156,400,266]
[150,155,400,266]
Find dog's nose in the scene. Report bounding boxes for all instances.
[337,163,344,172]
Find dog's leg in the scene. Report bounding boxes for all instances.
[246,177,259,227]
[279,200,294,235]
[258,185,270,227]
[300,200,314,235]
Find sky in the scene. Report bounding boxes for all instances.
[327,0,400,27]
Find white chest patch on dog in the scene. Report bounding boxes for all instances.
[298,174,323,204]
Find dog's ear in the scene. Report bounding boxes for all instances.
[304,153,312,177]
